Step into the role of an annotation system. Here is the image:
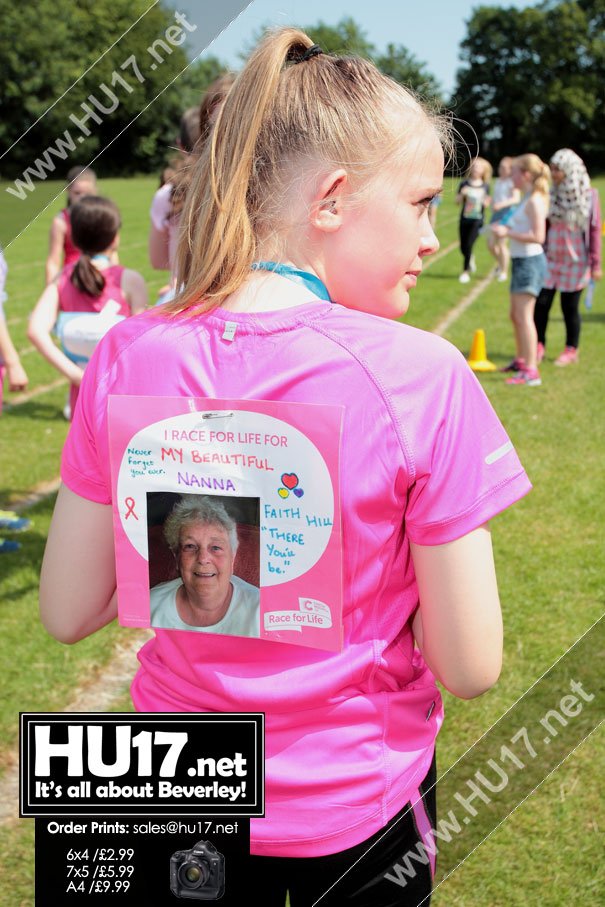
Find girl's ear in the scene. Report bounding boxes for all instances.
[310,170,348,233]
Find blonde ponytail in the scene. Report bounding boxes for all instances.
[171,30,312,314]
[534,162,551,202]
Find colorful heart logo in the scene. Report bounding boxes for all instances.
[293,488,304,498]
[281,473,299,490]
[278,488,290,499]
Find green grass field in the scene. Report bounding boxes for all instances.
[0,176,603,906]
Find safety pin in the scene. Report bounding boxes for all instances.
[201,411,234,420]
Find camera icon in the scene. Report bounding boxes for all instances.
[170,840,225,900]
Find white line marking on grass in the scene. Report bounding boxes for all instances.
[2,377,66,410]
[433,272,494,337]
[8,476,62,512]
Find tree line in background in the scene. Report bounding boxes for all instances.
[0,0,602,182]
[453,0,604,171]
[0,0,223,180]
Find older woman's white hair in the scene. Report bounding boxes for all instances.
[163,495,238,554]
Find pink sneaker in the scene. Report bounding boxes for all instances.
[506,368,542,387]
[537,342,545,364]
[554,346,578,367]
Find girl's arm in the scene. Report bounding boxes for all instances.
[148,184,173,270]
[122,269,149,314]
[27,283,84,385]
[46,216,66,285]
[148,222,171,270]
[411,524,503,699]
[0,317,28,390]
[493,187,521,212]
[455,183,467,205]
[40,484,117,643]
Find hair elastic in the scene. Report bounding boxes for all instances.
[296,44,323,63]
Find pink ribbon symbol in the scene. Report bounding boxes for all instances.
[124,497,138,520]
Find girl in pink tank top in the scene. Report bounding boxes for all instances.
[30,196,148,417]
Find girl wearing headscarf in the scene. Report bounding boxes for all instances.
[534,148,602,366]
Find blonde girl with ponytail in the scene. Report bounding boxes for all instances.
[41,28,532,904]
[492,153,550,385]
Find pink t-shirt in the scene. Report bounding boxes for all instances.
[61,301,531,857]
[57,263,129,316]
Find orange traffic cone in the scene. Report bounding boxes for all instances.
[467,329,497,372]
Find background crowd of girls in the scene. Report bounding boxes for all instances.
[455,149,601,386]
[0,79,602,421]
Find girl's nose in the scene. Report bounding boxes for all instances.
[420,224,440,257]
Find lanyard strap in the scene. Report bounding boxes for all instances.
[251,261,332,302]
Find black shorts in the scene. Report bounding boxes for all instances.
[250,753,437,907]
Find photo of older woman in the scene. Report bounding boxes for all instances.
[150,495,260,636]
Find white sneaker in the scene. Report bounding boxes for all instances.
[469,256,477,273]
[497,272,508,282]
[459,272,471,284]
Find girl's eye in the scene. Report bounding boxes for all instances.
[419,193,441,209]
